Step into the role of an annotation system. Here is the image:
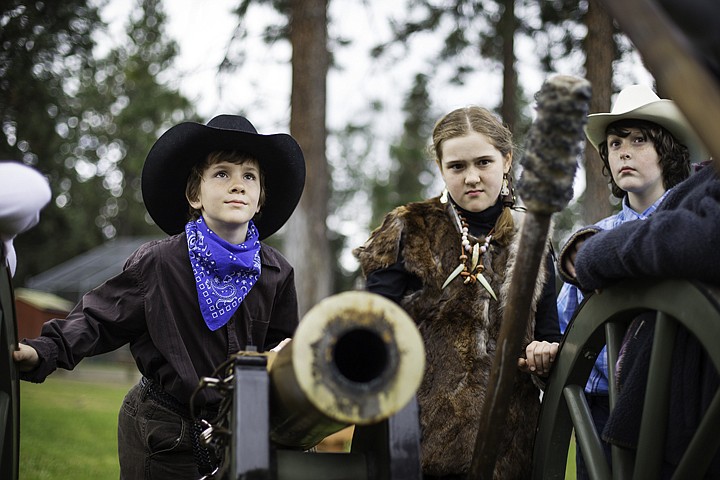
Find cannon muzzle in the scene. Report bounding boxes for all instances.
[268,291,425,450]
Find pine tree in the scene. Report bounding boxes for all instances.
[11,0,197,285]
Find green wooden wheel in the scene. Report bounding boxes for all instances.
[533,278,720,479]
[0,261,20,480]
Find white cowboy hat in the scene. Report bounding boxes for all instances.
[584,84,708,163]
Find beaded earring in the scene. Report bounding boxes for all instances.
[501,172,516,208]
[440,188,449,204]
[501,175,510,196]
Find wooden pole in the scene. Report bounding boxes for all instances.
[601,0,720,162]
[469,75,591,478]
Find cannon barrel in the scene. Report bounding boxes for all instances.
[267,291,425,450]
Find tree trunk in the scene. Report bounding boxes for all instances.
[285,0,332,316]
[582,0,615,223]
[500,0,517,132]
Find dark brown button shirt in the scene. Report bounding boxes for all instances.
[22,233,299,407]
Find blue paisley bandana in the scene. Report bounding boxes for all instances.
[185,217,261,331]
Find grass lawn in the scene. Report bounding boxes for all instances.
[566,436,577,479]
[19,367,135,480]
[18,366,578,479]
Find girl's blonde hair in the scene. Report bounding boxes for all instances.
[430,106,516,244]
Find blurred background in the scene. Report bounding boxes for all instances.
[2,0,655,319]
[3,1,662,477]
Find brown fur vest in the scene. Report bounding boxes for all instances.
[355,197,549,478]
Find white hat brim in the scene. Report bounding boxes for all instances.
[584,97,708,163]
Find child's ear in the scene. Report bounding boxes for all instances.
[187,195,202,210]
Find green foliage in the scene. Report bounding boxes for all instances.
[63,0,197,239]
[375,0,495,77]
[224,0,291,73]
[323,71,439,289]
[0,1,102,162]
[372,1,533,140]
[1,0,103,285]
[8,0,198,285]
[19,373,134,479]
[326,117,377,284]
[371,73,437,229]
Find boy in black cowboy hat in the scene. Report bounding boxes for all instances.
[13,115,306,478]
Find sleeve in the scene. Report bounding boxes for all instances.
[556,281,584,335]
[20,254,148,383]
[353,208,405,276]
[365,255,422,304]
[354,207,423,304]
[263,265,299,351]
[556,226,601,285]
[575,170,720,291]
[534,253,563,343]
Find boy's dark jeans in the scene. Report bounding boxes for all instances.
[118,380,200,479]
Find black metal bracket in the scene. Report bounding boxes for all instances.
[229,355,422,480]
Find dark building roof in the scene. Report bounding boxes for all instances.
[14,288,75,313]
[26,236,161,302]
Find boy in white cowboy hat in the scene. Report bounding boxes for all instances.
[557,7,720,477]
[12,114,306,478]
[556,84,707,480]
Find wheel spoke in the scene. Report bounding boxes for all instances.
[604,321,624,410]
[563,384,611,480]
[0,392,8,458]
[633,312,677,479]
[1,262,20,480]
[604,321,634,479]
[673,389,720,477]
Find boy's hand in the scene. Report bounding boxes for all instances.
[270,338,291,352]
[518,341,559,377]
[13,343,39,372]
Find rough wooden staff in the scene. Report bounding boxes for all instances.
[469,75,591,478]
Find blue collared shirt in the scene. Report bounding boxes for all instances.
[557,190,671,394]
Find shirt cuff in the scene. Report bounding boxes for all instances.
[18,337,58,383]
[557,227,601,286]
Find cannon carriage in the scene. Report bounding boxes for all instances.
[193,290,426,480]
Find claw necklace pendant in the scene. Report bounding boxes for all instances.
[442,203,498,301]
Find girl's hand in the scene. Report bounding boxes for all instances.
[518,341,559,377]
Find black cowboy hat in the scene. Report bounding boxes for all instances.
[141,115,305,240]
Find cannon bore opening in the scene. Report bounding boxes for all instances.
[332,328,389,385]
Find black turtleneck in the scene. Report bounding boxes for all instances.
[451,197,503,238]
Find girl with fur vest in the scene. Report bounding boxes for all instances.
[354,106,562,479]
